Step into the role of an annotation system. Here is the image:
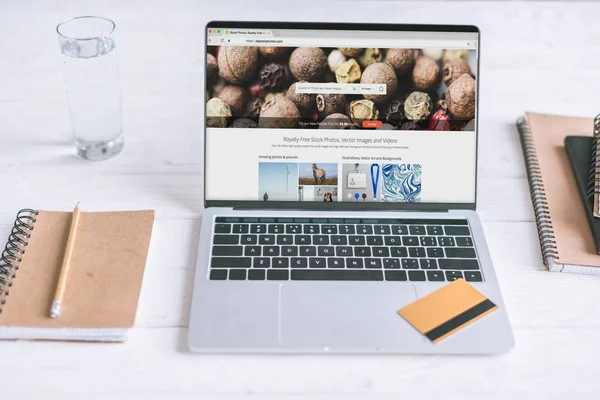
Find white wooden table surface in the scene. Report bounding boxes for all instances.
[2,0,600,398]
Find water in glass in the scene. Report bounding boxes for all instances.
[61,36,123,160]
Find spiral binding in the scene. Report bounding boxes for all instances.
[517,117,559,266]
[586,114,600,201]
[0,209,39,313]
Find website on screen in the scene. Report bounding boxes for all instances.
[205,27,478,204]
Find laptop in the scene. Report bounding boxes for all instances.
[189,21,514,353]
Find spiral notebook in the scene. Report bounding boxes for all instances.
[592,115,600,218]
[516,112,600,275]
[0,208,155,341]
[564,135,600,253]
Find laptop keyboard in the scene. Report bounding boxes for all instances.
[209,217,483,282]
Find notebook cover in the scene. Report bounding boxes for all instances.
[565,136,600,254]
[524,112,599,268]
[0,210,154,328]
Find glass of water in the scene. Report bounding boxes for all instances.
[57,16,124,161]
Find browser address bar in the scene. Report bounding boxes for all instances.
[220,37,472,48]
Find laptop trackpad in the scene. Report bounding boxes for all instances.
[280,283,424,350]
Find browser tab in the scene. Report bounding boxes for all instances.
[223,29,273,37]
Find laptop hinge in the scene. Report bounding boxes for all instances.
[232,206,451,213]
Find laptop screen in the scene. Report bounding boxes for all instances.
[205,23,479,207]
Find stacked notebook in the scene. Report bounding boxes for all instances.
[0,209,155,341]
[516,112,600,275]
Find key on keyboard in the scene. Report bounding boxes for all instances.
[209,217,483,282]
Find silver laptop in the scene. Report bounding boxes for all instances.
[189,21,514,354]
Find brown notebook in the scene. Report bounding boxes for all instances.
[516,112,600,274]
[0,208,155,341]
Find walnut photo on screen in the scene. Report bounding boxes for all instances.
[206,45,476,131]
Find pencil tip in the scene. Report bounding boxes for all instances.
[50,300,61,319]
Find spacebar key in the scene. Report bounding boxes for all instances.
[291,270,383,281]
[438,259,480,270]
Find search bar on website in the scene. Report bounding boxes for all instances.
[295,82,387,95]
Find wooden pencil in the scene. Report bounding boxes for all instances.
[49,203,81,318]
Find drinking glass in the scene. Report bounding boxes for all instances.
[57,16,124,161]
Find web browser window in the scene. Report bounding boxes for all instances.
[205,26,478,205]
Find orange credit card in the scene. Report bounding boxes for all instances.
[398,279,498,343]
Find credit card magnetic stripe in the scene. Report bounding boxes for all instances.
[424,298,497,343]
